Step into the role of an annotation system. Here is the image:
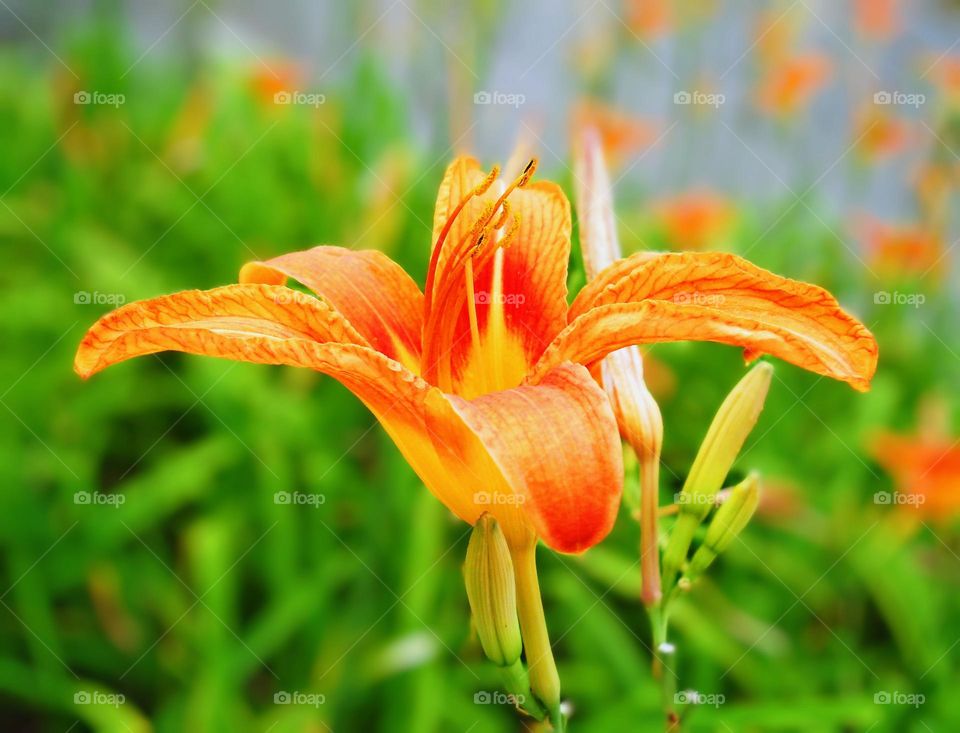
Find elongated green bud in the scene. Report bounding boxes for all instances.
[663,363,772,590]
[463,514,523,667]
[685,473,761,581]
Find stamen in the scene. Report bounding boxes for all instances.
[470,201,497,244]
[474,165,500,197]
[422,159,538,387]
[425,166,501,310]
[463,256,489,393]
[497,213,522,250]
[517,158,537,188]
[491,200,511,230]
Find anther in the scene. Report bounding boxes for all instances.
[517,158,537,188]
[492,200,511,230]
[473,165,500,197]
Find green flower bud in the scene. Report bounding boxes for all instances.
[663,363,772,590]
[686,473,761,581]
[463,514,523,667]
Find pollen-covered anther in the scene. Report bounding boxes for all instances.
[470,201,497,244]
[497,213,522,250]
[473,165,501,197]
[491,200,511,231]
[517,158,538,188]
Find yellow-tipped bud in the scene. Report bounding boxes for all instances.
[662,363,772,590]
[463,514,523,667]
[686,473,761,581]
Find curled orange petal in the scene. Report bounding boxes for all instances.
[553,251,877,390]
[240,246,424,371]
[534,299,876,392]
[427,363,623,553]
[74,284,369,378]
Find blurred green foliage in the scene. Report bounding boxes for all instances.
[1,11,959,733]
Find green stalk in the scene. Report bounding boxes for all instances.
[511,539,565,731]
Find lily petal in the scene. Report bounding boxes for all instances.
[73,284,499,521]
[74,284,370,378]
[533,299,877,391]
[427,362,623,553]
[240,246,424,371]
[481,181,571,359]
[558,251,878,390]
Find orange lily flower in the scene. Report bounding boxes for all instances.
[854,0,900,41]
[571,99,661,167]
[854,109,914,163]
[248,59,304,107]
[854,214,944,278]
[870,432,960,519]
[930,57,960,100]
[74,157,878,554]
[652,189,735,251]
[624,0,673,39]
[756,53,833,116]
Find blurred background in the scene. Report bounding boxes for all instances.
[1,0,959,731]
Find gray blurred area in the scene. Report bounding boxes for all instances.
[3,0,959,220]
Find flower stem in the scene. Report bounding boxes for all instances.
[649,604,679,732]
[511,539,564,731]
[639,458,662,608]
[499,659,546,721]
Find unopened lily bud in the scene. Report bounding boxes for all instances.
[463,514,523,667]
[685,473,761,581]
[678,363,771,517]
[601,348,664,461]
[663,363,772,589]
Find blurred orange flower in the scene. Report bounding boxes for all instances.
[856,215,943,277]
[652,190,735,251]
[929,57,960,99]
[757,54,833,116]
[249,60,303,106]
[624,0,673,39]
[572,100,661,166]
[870,432,960,520]
[854,0,900,41]
[854,110,914,163]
